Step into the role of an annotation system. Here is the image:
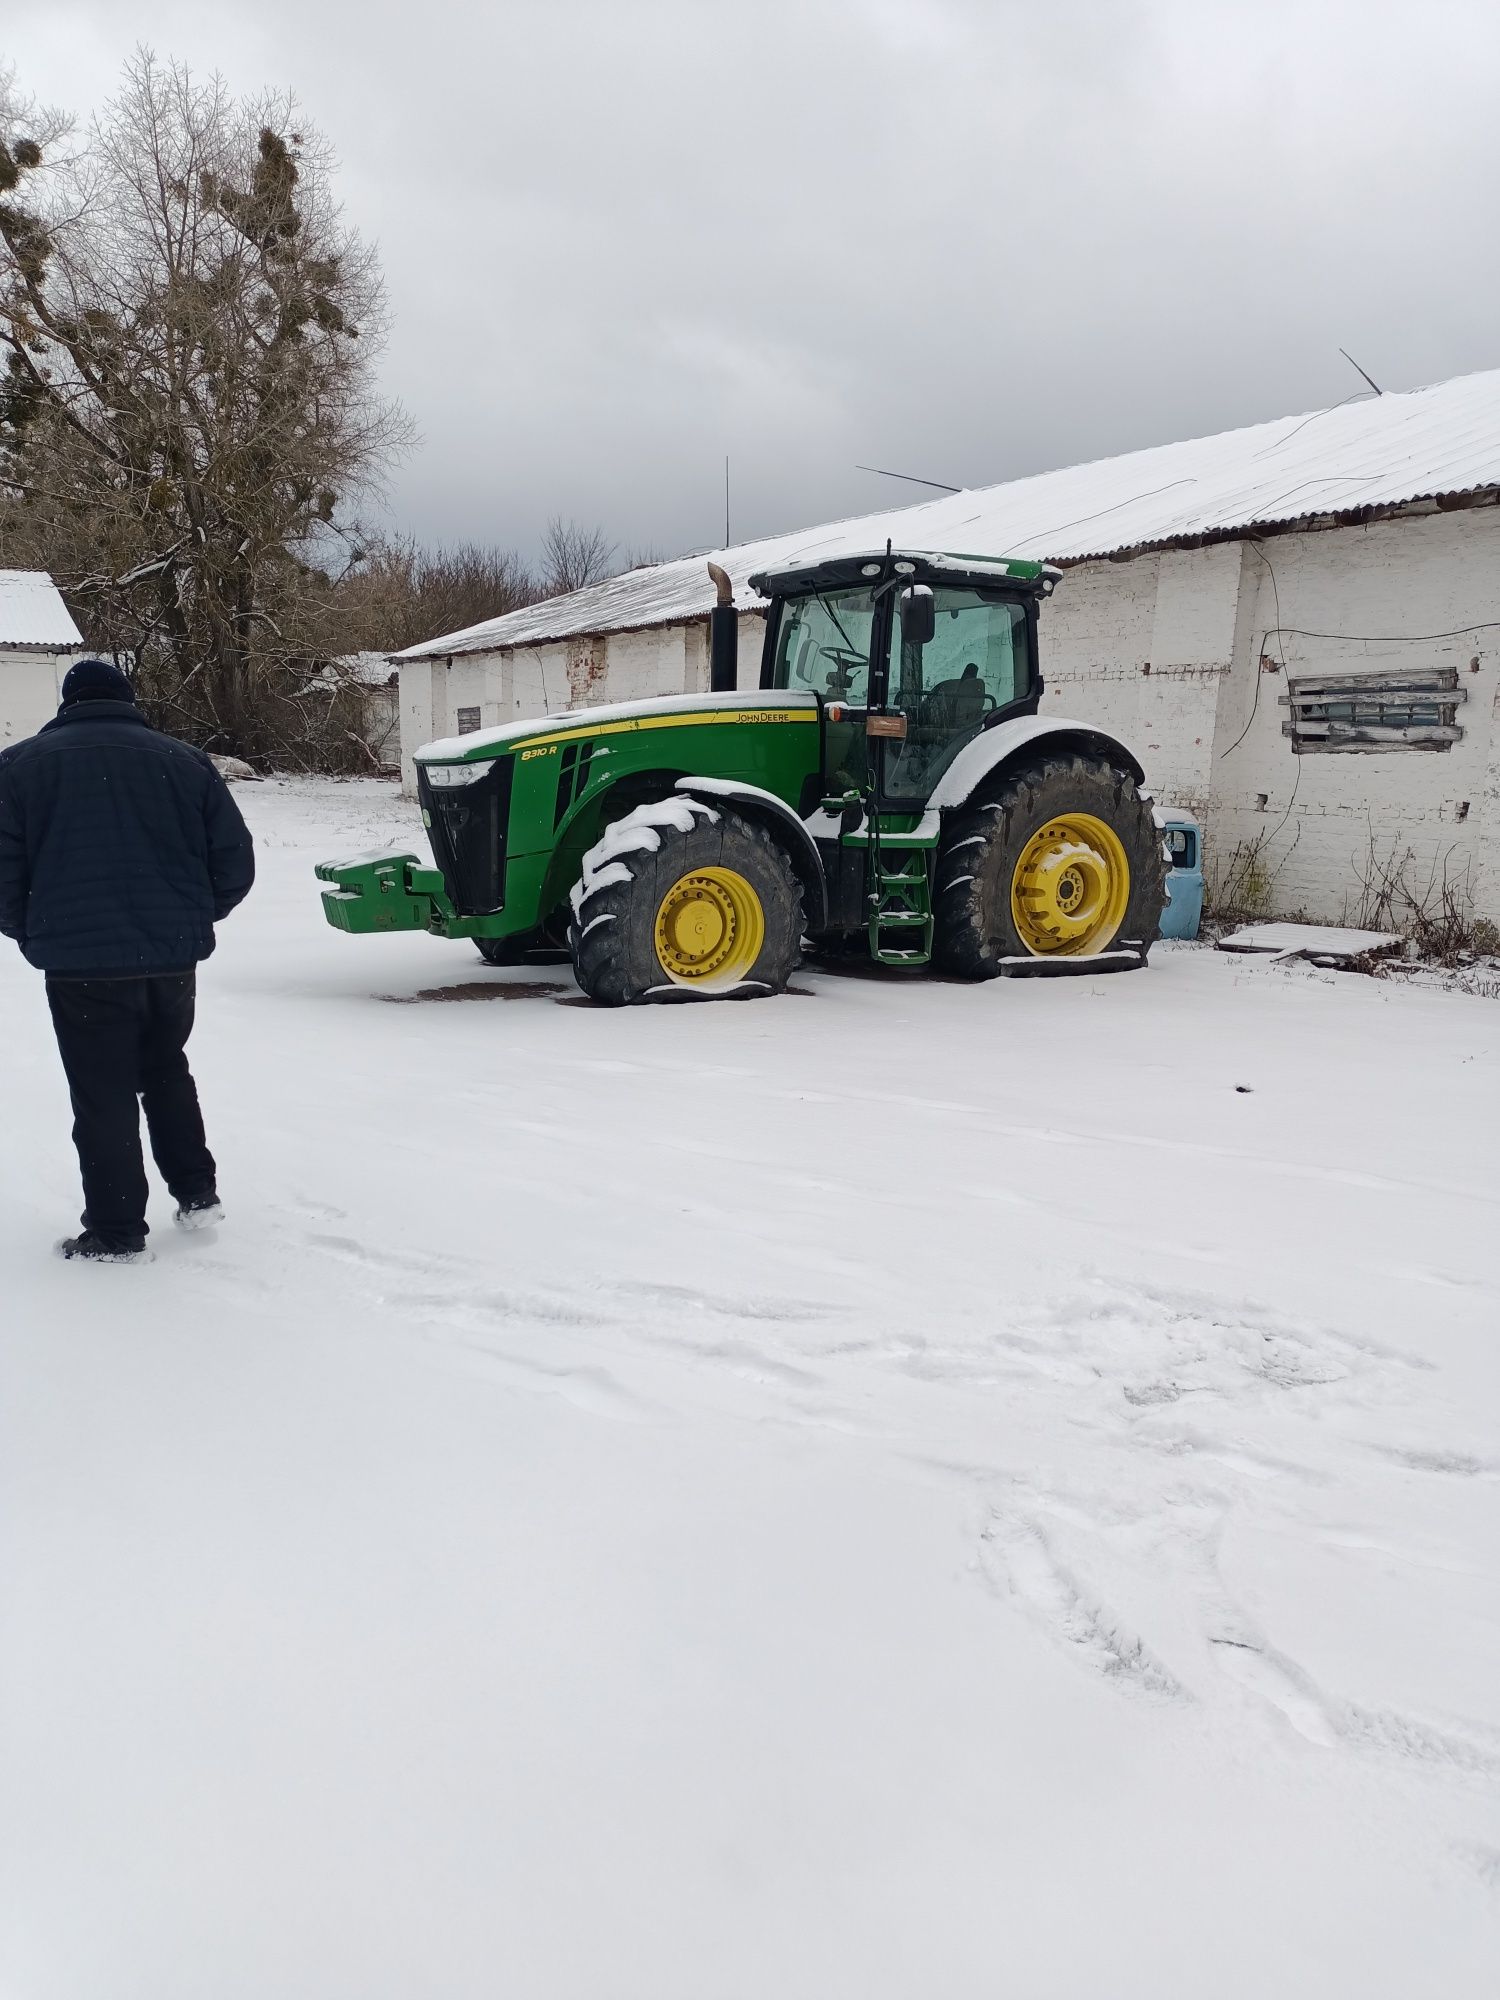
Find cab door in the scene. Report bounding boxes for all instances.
[880,589,1033,803]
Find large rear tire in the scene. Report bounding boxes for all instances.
[568,799,803,1005]
[934,753,1166,977]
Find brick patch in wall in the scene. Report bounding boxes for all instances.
[565,638,605,705]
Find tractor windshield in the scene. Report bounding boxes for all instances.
[771,587,876,704]
[884,590,1030,799]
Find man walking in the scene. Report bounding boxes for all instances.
[0,659,255,1263]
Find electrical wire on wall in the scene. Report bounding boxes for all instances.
[1263,618,1500,645]
[1219,547,1500,765]
[529,648,551,711]
[1218,542,1284,762]
[1217,543,1500,853]
[1233,543,1304,846]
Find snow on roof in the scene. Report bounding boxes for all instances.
[0,570,83,652]
[337,652,398,686]
[398,367,1500,663]
[297,652,399,695]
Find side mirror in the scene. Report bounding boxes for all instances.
[899,584,935,648]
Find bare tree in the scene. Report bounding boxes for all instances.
[334,535,542,654]
[0,51,412,761]
[539,515,616,597]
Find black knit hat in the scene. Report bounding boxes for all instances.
[61,659,136,705]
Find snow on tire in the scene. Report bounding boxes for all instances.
[567,799,804,1005]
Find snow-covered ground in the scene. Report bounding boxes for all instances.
[3,777,1498,1999]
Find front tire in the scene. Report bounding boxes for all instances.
[568,800,803,1005]
[934,753,1166,977]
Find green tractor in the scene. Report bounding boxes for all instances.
[316,548,1167,1003]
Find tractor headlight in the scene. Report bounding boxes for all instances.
[423,760,496,788]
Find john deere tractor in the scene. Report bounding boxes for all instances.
[317,548,1167,1002]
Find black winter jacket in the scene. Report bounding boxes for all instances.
[0,701,255,977]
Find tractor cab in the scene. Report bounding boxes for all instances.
[751,550,1056,811]
[747,550,1062,958]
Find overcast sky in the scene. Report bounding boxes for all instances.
[9,0,1500,566]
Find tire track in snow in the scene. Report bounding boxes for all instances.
[979,1511,1187,1699]
[1209,1629,1500,1780]
[278,1209,1494,1777]
[972,1446,1500,1789]
[931,1264,1500,1790]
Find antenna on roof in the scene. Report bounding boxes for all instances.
[856,464,962,494]
[1338,348,1383,396]
[724,455,730,546]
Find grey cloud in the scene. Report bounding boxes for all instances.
[11,0,1500,562]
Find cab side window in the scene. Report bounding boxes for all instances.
[917,594,1026,716]
[886,592,1030,797]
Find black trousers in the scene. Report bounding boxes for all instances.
[45,973,217,1249]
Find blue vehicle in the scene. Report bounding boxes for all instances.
[1155,808,1204,941]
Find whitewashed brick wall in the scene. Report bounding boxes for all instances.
[0,651,72,748]
[1043,511,1500,924]
[1041,548,1230,812]
[1209,513,1500,924]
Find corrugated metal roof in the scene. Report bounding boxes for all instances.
[398,367,1500,662]
[0,570,84,651]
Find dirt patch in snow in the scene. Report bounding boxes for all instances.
[382,980,570,1004]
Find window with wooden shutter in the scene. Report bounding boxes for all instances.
[1282,669,1466,753]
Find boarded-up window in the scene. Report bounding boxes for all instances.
[1282,670,1466,753]
[455,706,481,735]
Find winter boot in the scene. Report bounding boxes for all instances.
[55,1232,153,1265]
[174,1194,225,1232]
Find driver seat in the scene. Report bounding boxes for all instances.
[918,662,988,736]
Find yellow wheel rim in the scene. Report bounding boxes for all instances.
[1010,812,1131,956]
[654,866,765,989]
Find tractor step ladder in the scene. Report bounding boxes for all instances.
[867,840,935,967]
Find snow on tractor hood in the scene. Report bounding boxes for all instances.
[416,689,819,764]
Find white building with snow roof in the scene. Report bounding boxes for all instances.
[0,570,83,751]
[396,369,1500,927]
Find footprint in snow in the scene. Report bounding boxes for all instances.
[1453,1842,1500,1890]
[400,1285,613,1332]
[1371,1444,1496,1478]
[287,1194,349,1223]
[304,1231,460,1280]
[608,1278,839,1326]
[441,1338,656,1423]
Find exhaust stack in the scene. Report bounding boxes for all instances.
[707,562,737,693]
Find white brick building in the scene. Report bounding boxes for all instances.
[0,570,83,749]
[396,370,1500,926]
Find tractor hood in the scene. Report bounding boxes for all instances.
[415,689,820,767]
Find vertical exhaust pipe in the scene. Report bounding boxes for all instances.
[707,561,737,693]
